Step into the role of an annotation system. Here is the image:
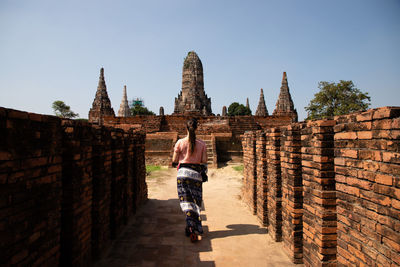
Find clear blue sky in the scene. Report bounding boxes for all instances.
[1,0,399,120]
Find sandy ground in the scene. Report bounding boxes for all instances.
[95,165,302,267]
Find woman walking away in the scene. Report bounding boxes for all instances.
[172,118,208,242]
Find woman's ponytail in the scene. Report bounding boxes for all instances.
[187,118,198,155]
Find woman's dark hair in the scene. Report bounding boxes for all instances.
[187,118,198,155]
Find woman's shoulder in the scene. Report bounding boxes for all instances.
[196,139,206,146]
[176,137,188,145]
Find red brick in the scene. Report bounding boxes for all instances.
[392,199,400,210]
[28,113,43,122]
[372,130,391,139]
[392,117,400,129]
[372,107,400,120]
[11,250,28,264]
[356,111,373,122]
[335,132,357,140]
[334,157,345,166]
[382,152,400,164]
[337,183,360,197]
[383,236,400,252]
[0,151,11,161]
[357,131,372,139]
[358,150,382,161]
[372,119,393,130]
[375,174,393,186]
[362,160,380,172]
[380,162,400,176]
[8,109,29,120]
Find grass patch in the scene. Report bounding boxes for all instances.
[146,165,161,174]
[232,165,244,173]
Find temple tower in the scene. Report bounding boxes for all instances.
[173,51,212,115]
[222,106,227,116]
[88,68,115,124]
[255,88,268,116]
[159,107,164,116]
[246,98,250,109]
[273,72,297,121]
[117,85,131,117]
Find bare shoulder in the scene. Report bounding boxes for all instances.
[176,137,187,144]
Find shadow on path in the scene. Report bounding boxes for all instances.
[95,198,215,267]
[208,224,267,240]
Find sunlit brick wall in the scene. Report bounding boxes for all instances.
[242,106,400,266]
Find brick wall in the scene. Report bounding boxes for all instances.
[91,125,112,260]
[266,128,283,242]
[281,124,303,263]
[60,120,94,266]
[301,120,336,267]
[256,131,268,225]
[334,107,400,266]
[0,109,62,266]
[104,114,293,166]
[242,131,257,214]
[242,106,400,266]
[0,107,147,266]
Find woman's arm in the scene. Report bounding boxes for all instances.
[172,140,180,166]
[172,150,179,164]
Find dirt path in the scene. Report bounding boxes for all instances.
[95,165,301,267]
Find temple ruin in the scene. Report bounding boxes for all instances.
[117,85,131,117]
[87,51,298,166]
[273,72,297,121]
[88,68,115,124]
[2,50,399,266]
[255,88,268,116]
[173,51,212,116]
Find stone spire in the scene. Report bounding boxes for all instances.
[88,68,115,124]
[222,106,227,116]
[273,72,297,121]
[117,85,131,117]
[255,88,268,116]
[173,51,212,116]
[159,107,164,116]
[246,98,250,109]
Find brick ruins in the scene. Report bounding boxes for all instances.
[117,85,131,117]
[273,71,298,121]
[255,88,269,116]
[88,51,298,166]
[88,68,115,124]
[0,107,147,266]
[173,51,212,116]
[242,106,400,266]
[2,50,399,266]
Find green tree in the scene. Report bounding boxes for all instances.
[52,100,79,118]
[305,80,371,120]
[130,100,155,116]
[227,102,252,116]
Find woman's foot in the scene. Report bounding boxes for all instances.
[185,226,190,237]
[190,232,198,242]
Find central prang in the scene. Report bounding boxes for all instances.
[173,51,212,116]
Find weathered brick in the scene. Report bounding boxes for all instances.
[1,107,147,267]
[356,111,373,122]
[335,132,357,140]
[375,174,393,186]
[358,150,382,161]
[357,131,373,139]
[382,152,400,164]
[372,107,400,120]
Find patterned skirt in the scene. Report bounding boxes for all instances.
[177,166,203,234]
